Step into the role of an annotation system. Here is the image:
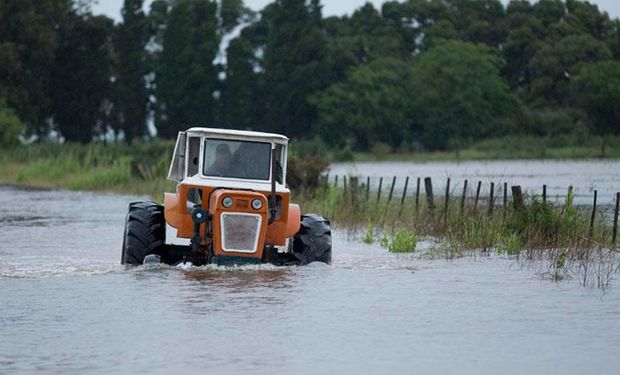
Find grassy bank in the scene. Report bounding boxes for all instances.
[0,141,177,197]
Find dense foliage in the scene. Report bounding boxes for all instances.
[0,0,619,152]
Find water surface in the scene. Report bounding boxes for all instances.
[1,185,619,374]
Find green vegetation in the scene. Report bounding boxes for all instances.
[302,181,617,261]
[1,0,619,154]
[0,141,176,197]
[383,229,418,253]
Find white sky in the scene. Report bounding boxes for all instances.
[92,0,620,21]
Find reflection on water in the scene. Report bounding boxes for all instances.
[1,185,620,374]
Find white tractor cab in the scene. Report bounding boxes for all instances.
[121,127,332,266]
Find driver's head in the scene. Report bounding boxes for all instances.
[215,143,232,166]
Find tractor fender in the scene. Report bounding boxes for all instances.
[285,204,301,237]
[164,192,181,228]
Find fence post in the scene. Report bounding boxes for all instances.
[460,179,468,214]
[589,190,597,238]
[334,175,338,188]
[415,177,421,212]
[377,177,383,202]
[443,177,450,224]
[399,176,410,217]
[387,176,396,204]
[474,180,482,213]
[503,182,508,219]
[350,176,359,207]
[542,184,547,203]
[424,177,435,212]
[343,175,347,197]
[366,176,370,201]
[488,182,495,217]
[613,192,619,247]
[512,185,524,211]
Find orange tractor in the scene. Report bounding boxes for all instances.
[121,128,332,266]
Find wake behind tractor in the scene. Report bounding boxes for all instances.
[121,127,332,266]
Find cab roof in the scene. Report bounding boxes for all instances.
[185,127,288,144]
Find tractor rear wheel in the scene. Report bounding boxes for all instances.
[121,201,166,265]
[292,214,332,265]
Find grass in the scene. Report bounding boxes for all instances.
[300,182,619,286]
[0,140,177,197]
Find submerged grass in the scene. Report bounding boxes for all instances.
[300,182,619,286]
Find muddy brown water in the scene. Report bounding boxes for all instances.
[1,184,620,374]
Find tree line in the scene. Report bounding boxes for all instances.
[1,0,619,152]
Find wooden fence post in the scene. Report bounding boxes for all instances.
[589,190,597,238]
[613,192,619,247]
[460,179,468,214]
[503,182,508,219]
[350,176,359,207]
[366,176,370,201]
[488,182,495,217]
[424,177,435,212]
[377,177,383,202]
[387,176,396,204]
[444,177,450,224]
[399,176,410,217]
[512,185,524,211]
[542,185,547,203]
[474,180,482,213]
[334,175,338,188]
[415,177,421,212]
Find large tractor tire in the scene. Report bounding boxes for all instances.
[121,201,166,265]
[292,214,332,265]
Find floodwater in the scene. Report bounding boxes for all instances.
[330,159,620,206]
[1,184,620,374]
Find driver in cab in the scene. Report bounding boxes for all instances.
[206,143,234,176]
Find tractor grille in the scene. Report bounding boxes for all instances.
[236,199,249,209]
[220,213,262,253]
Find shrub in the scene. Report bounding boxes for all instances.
[0,100,22,148]
[383,229,418,253]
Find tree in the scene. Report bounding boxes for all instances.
[410,40,521,150]
[219,37,264,129]
[0,0,72,136]
[529,33,612,106]
[571,61,620,156]
[261,0,329,137]
[50,14,115,143]
[156,0,219,138]
[112,0,150,143]
[452,0,506,47]
[311,58,415,150]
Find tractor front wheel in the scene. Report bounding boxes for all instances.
[121,201,166,265]
[292,214,332,265]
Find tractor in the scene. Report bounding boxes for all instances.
[121,127,332,266]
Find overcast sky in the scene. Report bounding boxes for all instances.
[93,0,620,21]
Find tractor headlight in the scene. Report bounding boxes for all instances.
[222,196,234,208]
[251,199,263,210]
